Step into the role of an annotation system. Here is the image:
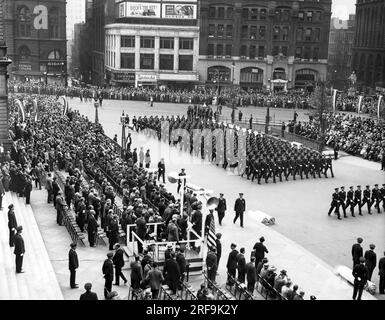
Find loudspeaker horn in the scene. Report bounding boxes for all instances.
[167,172,179,184]
[206,197,219,210]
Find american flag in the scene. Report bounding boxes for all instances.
[206,214,217,251]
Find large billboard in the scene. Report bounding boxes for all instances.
[119,2,161,18]
[162,3,196,19]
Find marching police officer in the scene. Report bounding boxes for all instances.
[354,185,363,216]
[328,188,341,219]
[216,193,227,226]
[371,184,381,214]
[361,185,372,214]
[233,193,246,228]
[346,186,355,217]
[339,186,347,218]
[380,184,385,212]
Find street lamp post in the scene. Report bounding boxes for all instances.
[94,100,99,124]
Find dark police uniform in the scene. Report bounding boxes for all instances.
[233,196,246,227]
[328,189,341,219]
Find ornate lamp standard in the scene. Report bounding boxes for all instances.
[0,38,12,151]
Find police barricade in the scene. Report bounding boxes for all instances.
[248,210,276,226]
[336,265,376,295]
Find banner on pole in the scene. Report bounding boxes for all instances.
[332,89,337,112]
[378,95,383,119]
[357,95,364,114]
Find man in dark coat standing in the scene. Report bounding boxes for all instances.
[87,211,98,247]
[364,244,377,281]
[68,243,79,288]
[52,177,60,207]
[233,193,246,227]
[112,243,127,286]
[352,257,369,300]
[79,283,98,300]
[55,191,65,226]
[216,193,227,225]
[237,248,246,283]
[102,252,114,299]
[157,158,166,184]
[176,247,186,282]
[253,236,269,266]
[206,247,218,283]
[8,204,17,247]
[163,253,181,294]
[246,257,257,293]
[216,233,222,267]
[226,243,238,285]
[14,226,25,273]
[378,251,385,294]
[130,255,143,290]
[352,237,364,268]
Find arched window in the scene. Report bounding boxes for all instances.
[18,46,31,61]
[47,50,62,60]
[207,66,231,82]
[17,6,31,37]
[240,67,263,84]
[49,8,60,38]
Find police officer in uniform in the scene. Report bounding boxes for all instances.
[371,184,381,214]
[339,186,347,218]
[233,193,246,227]
[328,188,341,219]
[380,184,385,212]
[216,193,227,226]
[361,185,372,214]
[354,185,363,216]
[346,186,355,217]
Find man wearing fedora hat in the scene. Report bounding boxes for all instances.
[68,243,79,288]
[233,193,246,227]
[14,226,25,273]
[364,244,377,281]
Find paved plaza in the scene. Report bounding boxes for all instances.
[67,98,384,299]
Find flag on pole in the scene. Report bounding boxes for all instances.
[207,216,217,251]
[378,95,383,119]
[332,89,338,112]
[357,95,364,113]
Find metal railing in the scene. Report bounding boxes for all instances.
[202,271,230,300]
[225,273,254,300]
[255,276,287,300]
[177,281,198,300]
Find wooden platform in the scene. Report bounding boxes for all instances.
[0,192,63,300]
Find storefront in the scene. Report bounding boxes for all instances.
[135,73,158,88]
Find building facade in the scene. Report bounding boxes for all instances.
[105,0,199,88]
[352,0,385,90]
[328,15,355,90]
[66,0,86,76]
[199,0,332,92]
[3,0,67,84]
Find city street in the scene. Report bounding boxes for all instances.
[70,98,385,298]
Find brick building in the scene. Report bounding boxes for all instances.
[328,15,355,90]
[199,0,332,92]
[3,0,67,84]
[352,0,385,90]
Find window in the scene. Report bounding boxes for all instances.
[140,37,155,48]
[282,27,289,41]
[282,46,288,56]
[179,55,193,71]
[225,44,232,57]
[250,9,258,20]
[226,25,233,38]
[282,9,290,21]
[18,46,31,61]
[209,7,216,18]
[140,54,154,69]
[313,47,319,60]
[217,25,224,37]
[241,25,248,39]
[121,36,135,48]
[216,44,223,56]
[272,46,279,56]
[17,6,31,37]
[259,26,266,40]
[160,37,174,49]
[48,50,62,60]
[305,28,312,41]
[298,11,304,21]
[121,53,135,69]
[159,54,174,70]
[306,11,313,22]
[304,47,311,59]
[226,7,233,19]
[208,24,215,37]
[295,47,302,58]
[249,26,257,39]
[260,9,267,20]
[258,46,265,58]
[208,44,214,56]
[314,28,320,41]
[249,45,256,59]
[242,8,249,19]
[273,26,280,40]
[240,45,247,57]
[179,38,194,50]
[49,8,60,38]
[218,7,225,18]
[297,28,303,41]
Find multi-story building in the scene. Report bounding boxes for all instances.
[199,0,332,92]
[2,0,67,84]
[328,15,355,89]
[352,0,385,90]
[105,0,199,88]
[66,0,86,76]
[72,22,90,82]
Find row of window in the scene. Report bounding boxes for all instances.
[208,6,323,22]
[295,47,320,60]
[296,27,321,42]
[16,5,61,38]
[120,36,194,50]
[120,53,193,71]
